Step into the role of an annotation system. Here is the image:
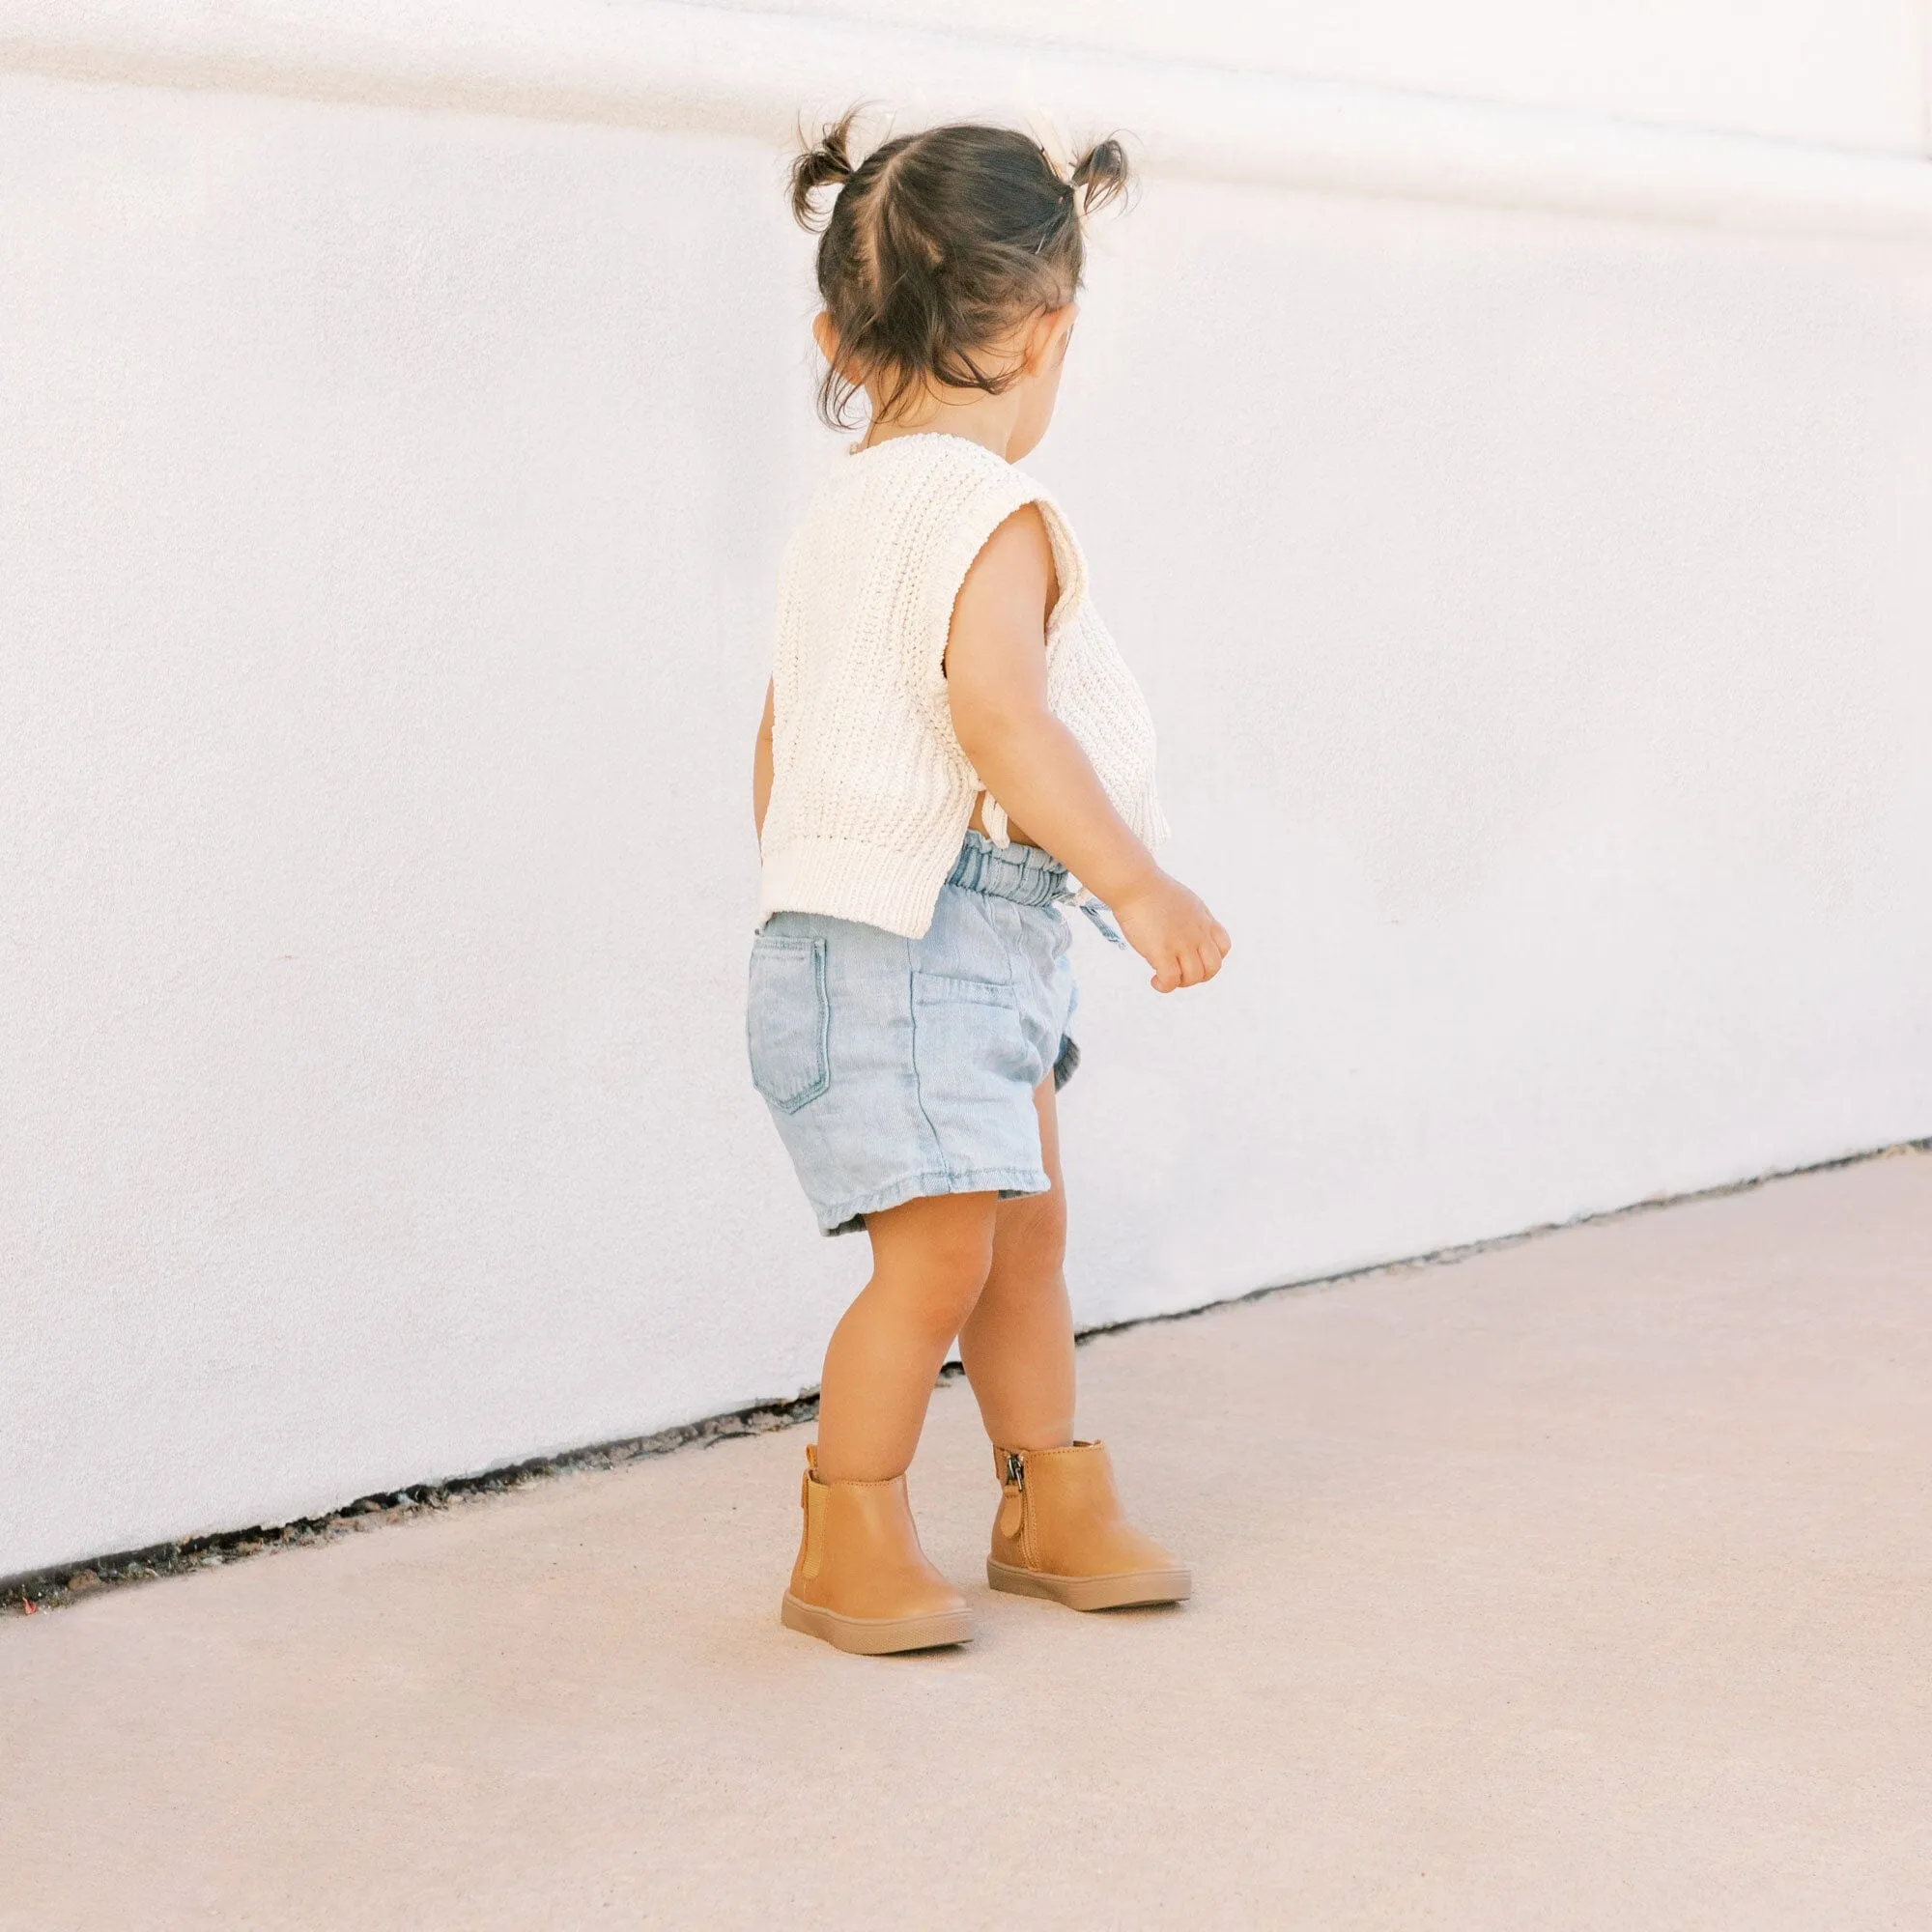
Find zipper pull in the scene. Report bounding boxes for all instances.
[997,1450,1025,1541]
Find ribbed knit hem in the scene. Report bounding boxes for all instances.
[815,1164,1053,1236]
[758,837,960,941]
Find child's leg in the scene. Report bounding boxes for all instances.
[958,1075,1076,1450]
[813,1190,1000,1482]
[957,1078,1188,1610]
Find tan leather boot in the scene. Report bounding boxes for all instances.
[987,1440,1191,1610]
[781,1445,973,1655]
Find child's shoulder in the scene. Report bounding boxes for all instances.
[784,434,1083,608]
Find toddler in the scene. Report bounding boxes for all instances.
[750,113,1231,1654]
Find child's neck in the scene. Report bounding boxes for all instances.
[858,387,1022,462]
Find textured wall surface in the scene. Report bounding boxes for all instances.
[697,0,1932,154]
[5,5,1930,1576]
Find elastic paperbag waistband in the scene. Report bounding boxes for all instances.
[945,831,1067,908]
[945,832,1128,947]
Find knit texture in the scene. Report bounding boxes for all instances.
[758,433,1170,940]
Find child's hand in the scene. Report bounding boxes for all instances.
[1109,871,1232,993]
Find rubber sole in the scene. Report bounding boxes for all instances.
[987,1557,1193,1610]
[781,1592,974,1655]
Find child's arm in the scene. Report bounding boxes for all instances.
[947,506,1230,993]
[752,679,775,841]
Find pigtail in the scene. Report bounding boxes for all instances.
[790,108,864,229]
[1068,134,1131,214]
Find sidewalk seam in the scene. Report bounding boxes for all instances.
[6,1134,1924,1619]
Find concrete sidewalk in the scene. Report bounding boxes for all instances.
[5,1152,1930,1929]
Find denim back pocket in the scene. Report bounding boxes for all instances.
[911,971,1041,1100]
[747,933,831,1113]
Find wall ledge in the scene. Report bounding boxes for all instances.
[3,0,1931,239]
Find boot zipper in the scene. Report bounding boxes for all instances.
[998,1451,1028,1557]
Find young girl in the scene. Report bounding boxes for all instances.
[749,114,1231,1655]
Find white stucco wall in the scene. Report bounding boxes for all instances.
[5,4,1930,1578]
[703,0,1932,156]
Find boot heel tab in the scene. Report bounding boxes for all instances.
[801,1470,828,1580]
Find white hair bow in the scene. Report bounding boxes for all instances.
[1019,99,1079,181]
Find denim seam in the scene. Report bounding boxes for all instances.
[974,892,1024,986]
[902,935,950,1176]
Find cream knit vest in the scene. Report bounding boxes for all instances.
[757,433,1170,940]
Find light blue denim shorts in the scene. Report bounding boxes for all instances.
[748,834,1092,1236]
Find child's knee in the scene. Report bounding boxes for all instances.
[998,1188,1067,1278]
[915,1235,996,1332]
[872,1200,996,1336]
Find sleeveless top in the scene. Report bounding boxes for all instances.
[756,433,1170,940]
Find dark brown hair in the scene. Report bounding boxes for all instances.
[789,111,1131,430]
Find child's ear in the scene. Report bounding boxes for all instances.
[814,310,871,394]
[1026,302,1078,373]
